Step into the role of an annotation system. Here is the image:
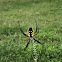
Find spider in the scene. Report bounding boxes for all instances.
[18,19,44,50]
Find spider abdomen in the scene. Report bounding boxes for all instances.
[27,28,34,37]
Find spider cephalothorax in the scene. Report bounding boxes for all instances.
[18,19,44,50]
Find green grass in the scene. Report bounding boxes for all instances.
[0,0,62,62]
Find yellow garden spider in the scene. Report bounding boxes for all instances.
[18,19,44,50]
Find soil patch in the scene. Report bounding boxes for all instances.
[0,41,3,43]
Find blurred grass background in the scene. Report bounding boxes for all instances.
[0,0,62,62]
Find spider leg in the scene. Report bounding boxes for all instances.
[34,18,37,33]
[34,28,39,36]
[34,19,39,36]
[24,39,30,50]
[18,21,29,37]
[33,38,44,45]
